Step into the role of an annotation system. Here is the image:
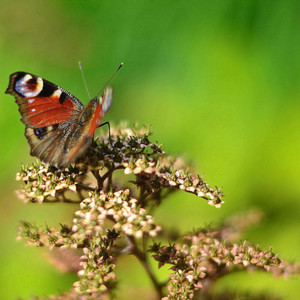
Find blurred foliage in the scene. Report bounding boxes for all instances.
[0,0,299,299]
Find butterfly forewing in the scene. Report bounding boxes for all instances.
[6,72,84,128]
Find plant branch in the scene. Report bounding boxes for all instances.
[42,198,81,204]
[128,236,164,299]
[92,170,103,189]
[92,165,124,190]
[77,184,95,191]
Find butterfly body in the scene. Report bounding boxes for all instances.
[6,72,112,168]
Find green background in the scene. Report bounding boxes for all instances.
[0,0,299,299]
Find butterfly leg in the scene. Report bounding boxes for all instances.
[98,121,111,141]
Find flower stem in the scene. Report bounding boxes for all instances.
[128,236,164,299]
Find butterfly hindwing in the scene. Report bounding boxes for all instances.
[24,119,82,167]
[25,124,65,164]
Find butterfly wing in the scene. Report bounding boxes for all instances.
[24,124,68,165]
[6,72,84,128]
[88,86,113,136]
[6,72,85,167]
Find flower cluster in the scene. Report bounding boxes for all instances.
[84,124,224,207]
[218,209,264,242]
[72,189,161,241]
[18,221,77,249]
[150,226,299,299]
[74,233,118,296]
[16,162,83,203]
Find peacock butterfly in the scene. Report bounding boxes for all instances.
[6,71,113,168]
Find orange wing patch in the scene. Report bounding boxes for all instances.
[25,94,76,128]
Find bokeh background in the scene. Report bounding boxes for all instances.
[0,0,299,299]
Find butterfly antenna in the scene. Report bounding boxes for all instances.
[78,61,91,99]
[96,62,123,99]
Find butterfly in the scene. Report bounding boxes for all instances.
[6,72,113,168]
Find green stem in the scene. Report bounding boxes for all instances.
[128,236,164,299]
